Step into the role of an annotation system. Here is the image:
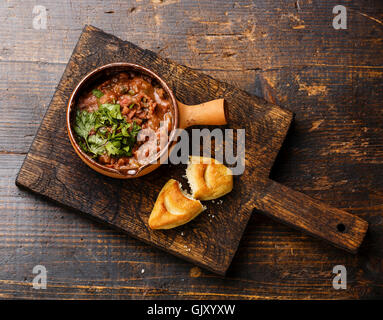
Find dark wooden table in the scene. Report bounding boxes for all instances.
[1,0,383,299]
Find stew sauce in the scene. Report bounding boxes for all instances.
[75,72,173,172]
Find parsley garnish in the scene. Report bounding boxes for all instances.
[74,104,141,158]
[99,103,123,120]
[74,110,96,141]
[92,89,104,98]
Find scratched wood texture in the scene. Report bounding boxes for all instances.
[15,25,294,275]
[1,0,383,299]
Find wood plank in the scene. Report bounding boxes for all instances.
[1,0,383,299]
[16,25,293,275]
[1,155,378,299]
[1,1,383,69]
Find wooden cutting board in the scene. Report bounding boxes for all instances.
[16,25,367,275]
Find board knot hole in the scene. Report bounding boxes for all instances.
[337,223,346,233]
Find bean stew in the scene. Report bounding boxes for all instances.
[73,72,173,173]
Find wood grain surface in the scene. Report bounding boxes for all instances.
[1,0,383,299]
[15,25,294,275]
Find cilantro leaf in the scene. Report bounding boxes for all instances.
[78,140,89,153]
[105,141,120,156]
[100,103,123,120]
[74,110,96,140]
[122,146,132,156]
[74,103,142,160]
[121,123,132,137]
[87,134,107,156]
[88,133,106,145]
[131,121,141,137]
[92,89,104,98]
[88,143,106,156]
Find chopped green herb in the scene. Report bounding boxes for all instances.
[74,110,96,141]
[131,121,141,137]
[73,103,142,159]
[98,127,108,136]
[78,140,89,153]
[128,89,135,95]
[92,89,104,98]
[129,103,135,109]
[88,134,107,148]
[121,123,132,137]
[99,103,123,120]
[122,146,131,156]
[105,141,120,156]
[88,137,107,156]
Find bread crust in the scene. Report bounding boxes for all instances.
[186,156,233,200]
[148,179,205,229]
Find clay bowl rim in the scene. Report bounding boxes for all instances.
[66,62,179,178]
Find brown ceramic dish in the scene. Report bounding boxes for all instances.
[66,62,227,178]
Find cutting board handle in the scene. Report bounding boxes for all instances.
[257,179,368,253]
[177,99,227,129]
